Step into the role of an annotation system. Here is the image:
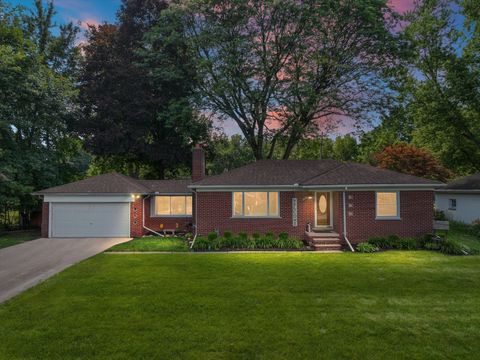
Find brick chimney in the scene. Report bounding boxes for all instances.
[192,144,205,182]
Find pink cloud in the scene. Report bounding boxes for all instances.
[388,0,416,13]
[78,17,101,30]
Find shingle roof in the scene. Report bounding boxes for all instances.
[442,173,480,190]
[34,173,149,194]
[191,160,443,187]
[139,180,191,193]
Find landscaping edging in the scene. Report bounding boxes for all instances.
[106,250,343,254]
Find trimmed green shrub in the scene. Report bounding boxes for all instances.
[368,236,389,249]
[252,232,261,240]
[238,232,248,240]
[223,231,233,239]
[207,232,218,241]
[192,236,210,251]
[356,242,379,253]
[395,237,419,250]
[279,232,289,241]
[424,242,440,251]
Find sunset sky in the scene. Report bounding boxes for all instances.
[6,0,431,137]
[10,0,417,33]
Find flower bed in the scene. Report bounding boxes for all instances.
[191,231,305,251]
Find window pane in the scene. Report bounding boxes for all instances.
[269,192,279,216]
[171,196,186,215]
[244,192,268,216]
[155,196,170,215]
[186,196,192,215]
[233,192,243,216]
[376,192,398,217]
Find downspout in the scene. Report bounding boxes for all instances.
[142,194,164,237]
[190,189,198,249]
[343,188,355,252]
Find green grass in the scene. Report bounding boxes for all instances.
[1,252,480,359]
[106,236,189,252]
[0,231,40,250]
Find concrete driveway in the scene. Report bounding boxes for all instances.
[0,237,130,303]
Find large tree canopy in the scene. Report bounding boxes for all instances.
[387,0,480,174]
[157,0,396,160]
[0,0,85,226]
[76,0,211,179]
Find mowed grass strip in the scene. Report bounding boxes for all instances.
[0,231,40,250]
[106,236,189,252]
[0,252,479,359]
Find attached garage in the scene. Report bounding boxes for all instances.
[50,202,130,238]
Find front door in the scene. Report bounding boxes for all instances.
[315,192,331,227]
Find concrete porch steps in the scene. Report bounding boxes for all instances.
[306,231,343,252]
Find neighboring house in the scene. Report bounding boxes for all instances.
[435,173,480,224]
[35,147,442,247]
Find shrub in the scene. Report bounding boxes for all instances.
[238,232,248,240]
[192,236,210,251]
[424,242,440,251]
[434,210,446,221]
[252,232,261,240]
[255,236,275,249]
[223,231,233,239]
[439,239,468,255]
[395,237,419,250]
[368,236,389,249]
[207,232,218,241]
[279,232,289,241]
[356,242,379,253]
[281,237,303,249]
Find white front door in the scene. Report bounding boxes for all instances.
[50,203,130,237]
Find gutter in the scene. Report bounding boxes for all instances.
[343,188,354,252]
[142,195,164,237]
[189,183,445,191]
[190,189,198,249]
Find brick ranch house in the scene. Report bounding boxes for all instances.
[35,147,443,248]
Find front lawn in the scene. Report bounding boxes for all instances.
[106,236,189,252]
[1,252,479,359]
[0,231,40,250]
[448,226,480,252]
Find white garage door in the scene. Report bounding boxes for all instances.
[51,203,130,237]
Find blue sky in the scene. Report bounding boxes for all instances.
[10,0,120,29]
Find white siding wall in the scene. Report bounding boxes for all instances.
[435,193,480,224]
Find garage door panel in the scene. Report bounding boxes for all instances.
[51,203,130,237]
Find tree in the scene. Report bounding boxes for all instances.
[169,0,397,160]
[0,0,86,226]
[206,134,255,175]
[374,143,453,182]
[332,135,358,162]
[392,0,480,174]
[76,0,211,179]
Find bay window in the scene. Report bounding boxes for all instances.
[375,191,400,219]
[233,192,279,217]
[152,196,192,216]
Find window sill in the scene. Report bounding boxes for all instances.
[231,216,282,219]
[448,208,456,211]
[150,215,192,218]
[375,217,401,221]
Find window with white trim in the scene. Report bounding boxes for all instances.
[233,192,279,217]
[449,198,457,210]
[376,192,399,219]
[152,196,192,216]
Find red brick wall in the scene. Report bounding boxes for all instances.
[130,197,144,237]
[196,191,315,239]
[196,190,434,243]
[344,191,434,243]
[41,202,49,238]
